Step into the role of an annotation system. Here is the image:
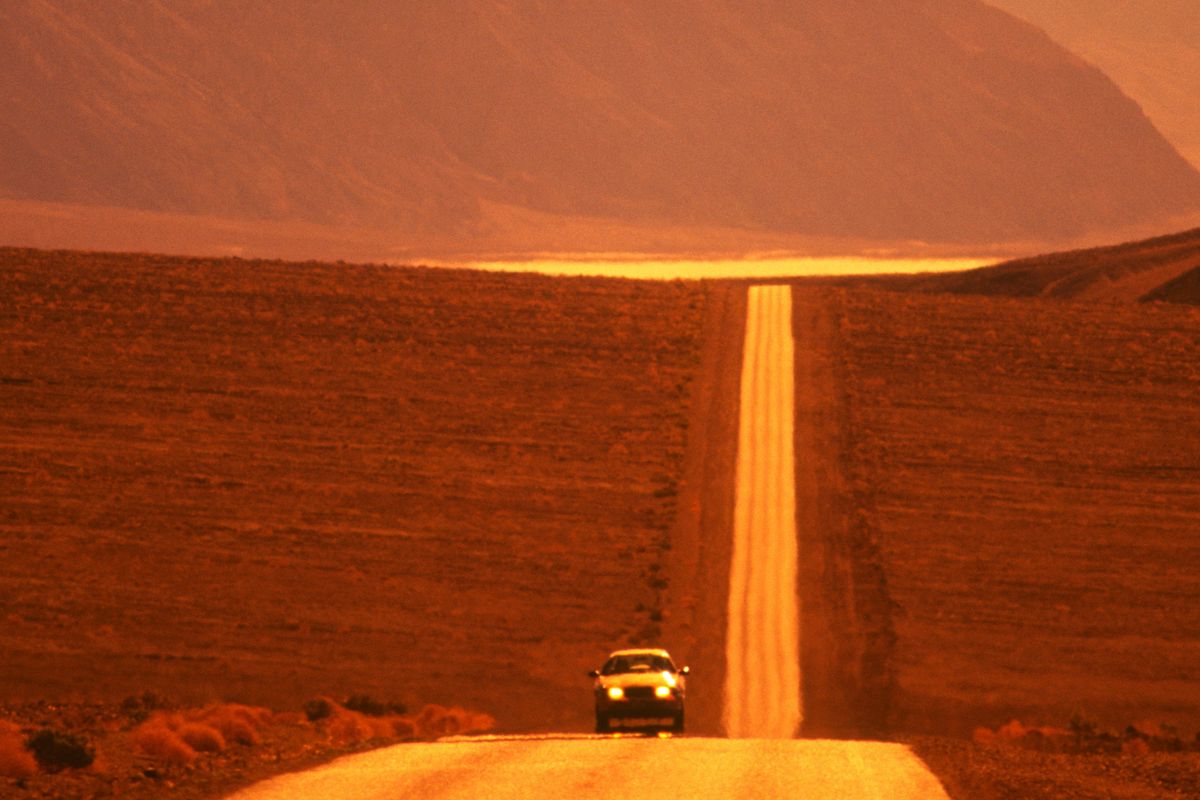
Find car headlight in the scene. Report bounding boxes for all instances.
[655,685,672,698]
[607,687,625,700]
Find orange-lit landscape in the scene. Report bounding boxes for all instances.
[2,2,1200,799]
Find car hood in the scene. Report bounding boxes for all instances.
[595,671,682,690]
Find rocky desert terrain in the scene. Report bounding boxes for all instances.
[2,243,1199,798]
[0,246,714,796]
[0,247,707,722]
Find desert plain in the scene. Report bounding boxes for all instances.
[1,239,1200,798]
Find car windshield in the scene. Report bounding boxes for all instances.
[601,654,675,675]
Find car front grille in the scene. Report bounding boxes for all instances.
[623,686,657,699]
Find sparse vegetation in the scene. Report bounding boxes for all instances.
[303,698,335,722]
[912,732,1200,800]
[971,716,1200,755]
[835,287,1200,737]
[0,695,494,798]
[133,720,199,765]
[0,248,704,734]
[120,691,169,723]
[343,695,407,718]
[132,704,271,765]
[9,240,1197,799]
[25,729,94,772]
[0,720,38,779]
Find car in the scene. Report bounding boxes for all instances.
[588,648,689,734]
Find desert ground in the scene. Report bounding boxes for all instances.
[2,244,1199,798]
[0,248,707,726]
[831,287,1200,736]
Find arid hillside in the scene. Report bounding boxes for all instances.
[3,1,1200,249]
[0,248,707,733]
[988,0,1200,171]
[901,227,1200,303]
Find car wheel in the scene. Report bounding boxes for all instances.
[595,714,611,734]
[670,711,684,734]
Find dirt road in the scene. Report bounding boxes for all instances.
[225,284,950,799]
[226,734,951,799]
[724,284,802,739]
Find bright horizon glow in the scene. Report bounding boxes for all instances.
[457,255,995,280]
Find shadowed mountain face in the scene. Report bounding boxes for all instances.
[3,0,1200,246]
[987,0,1200,171]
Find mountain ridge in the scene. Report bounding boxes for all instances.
[986,0,1200,171]
[3,0,1200,250]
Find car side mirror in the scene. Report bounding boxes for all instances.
[587,669,600,678]
[679,666,690,675]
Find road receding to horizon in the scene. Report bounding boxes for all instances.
[225,285,951,800]
[724,284,802,739]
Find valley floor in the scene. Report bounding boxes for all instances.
[2,248,1199,798]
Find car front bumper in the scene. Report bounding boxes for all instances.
[595,696,683,719]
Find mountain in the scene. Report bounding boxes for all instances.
[986,0,1200,171]
[3,0,1200,251]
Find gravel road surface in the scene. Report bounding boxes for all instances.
[724,284,802,739]
[226,285,950,800]
[227,734,951,799]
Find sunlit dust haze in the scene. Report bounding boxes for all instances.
[464,256,993,280]
[2,1,1200,264]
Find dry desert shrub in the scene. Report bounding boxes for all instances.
[326,708,375,745]
[1122,738,1151,757]
[413,704,495,738]
[344,694,407,717]
[1128,719,1172,739]
[971,726,997,746]
[176,722,225,753]
[973,716,1195,755]
[390,716,417,739]
[25,729,95,772]
[0,721,37,779]
[119,691,169,723]
[271,711,307,727]
[0,739,38,779]
[133,703,271,762]
[317,700,490,744]
[132,717,197,765]
[973,719,1071,751]
[303,697,336,722]
[196,703,268,746]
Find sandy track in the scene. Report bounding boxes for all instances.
[723,285,802,738]
[662,283,744,736]
[226,735,952,800]
[226,284,951,800]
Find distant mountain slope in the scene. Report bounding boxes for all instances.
[3,0,1200,247]
[905,227,1200,304]
[987,0,1200,171]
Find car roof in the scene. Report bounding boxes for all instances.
[606,648,673,658]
